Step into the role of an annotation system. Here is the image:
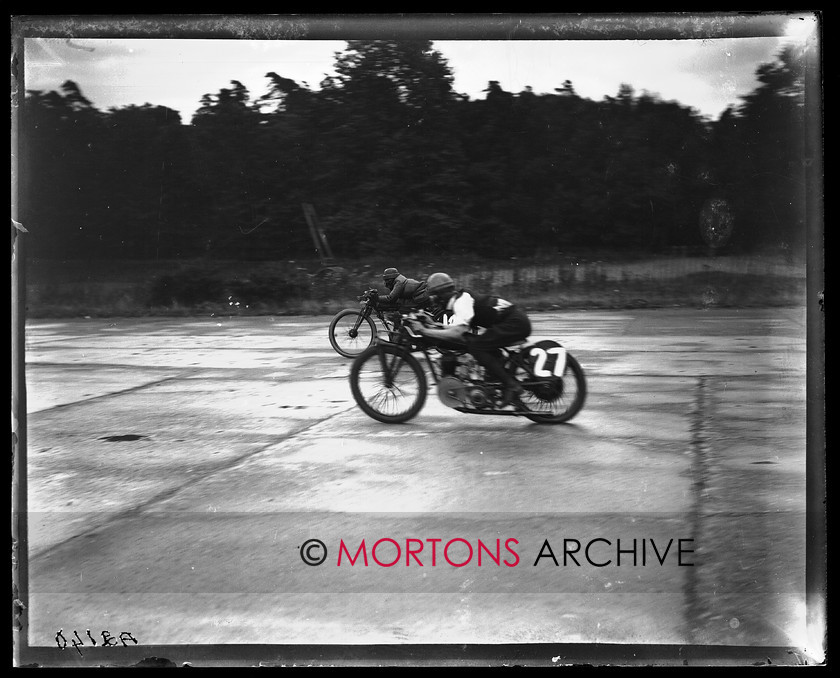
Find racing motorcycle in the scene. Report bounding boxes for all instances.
[329,288,450,358]
[349,310,586,424]
[328,288,400,358]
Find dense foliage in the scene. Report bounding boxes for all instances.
[20,40,809,262]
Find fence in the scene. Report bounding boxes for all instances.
[455,255,805,291]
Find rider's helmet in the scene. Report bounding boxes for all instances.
[383,267,399,289]
[426,272,456,304]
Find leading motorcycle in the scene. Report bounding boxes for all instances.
[349,310,587,424]
[328,288,400,358]
[329,288,450,358]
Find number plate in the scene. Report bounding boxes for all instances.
[528,341,567,377]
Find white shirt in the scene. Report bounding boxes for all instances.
[448,291,477,327]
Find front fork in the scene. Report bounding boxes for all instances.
[375,340,422,389]
[376,346,402,388]
[349,305,371,338]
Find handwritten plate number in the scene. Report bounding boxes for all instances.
[529,343,567,377]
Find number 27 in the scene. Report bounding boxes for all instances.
[529,346,566,377]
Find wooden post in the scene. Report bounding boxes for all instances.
[302,203,335,266]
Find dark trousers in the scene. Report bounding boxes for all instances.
[464,307,531,387]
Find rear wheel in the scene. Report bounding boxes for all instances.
[329,309,376,358]
[350,345,427,423]
[518,353,587,424]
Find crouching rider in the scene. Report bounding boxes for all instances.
[411,272,532,407]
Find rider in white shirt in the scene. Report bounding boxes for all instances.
[415,272,532,407]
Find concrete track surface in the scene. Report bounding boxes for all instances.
[15,308,820,666]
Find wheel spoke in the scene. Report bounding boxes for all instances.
[330,311,375,357]
[352,347,426,422]
[516,358,585,421]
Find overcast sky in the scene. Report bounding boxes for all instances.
[21,14,817,123]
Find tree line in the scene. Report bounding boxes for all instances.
[20,39,808,262]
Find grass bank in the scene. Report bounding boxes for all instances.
[22,252,807,318]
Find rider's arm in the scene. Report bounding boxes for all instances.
[417,321,471,343]
[381,278,405,304]
[417,292,473,342]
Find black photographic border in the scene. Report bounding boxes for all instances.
[10,12,825,667]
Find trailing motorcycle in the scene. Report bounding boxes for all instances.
[349,310,587,424]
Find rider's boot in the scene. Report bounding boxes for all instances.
[474,350,523,408]
[500,380,524,408]
[498,356,524,407]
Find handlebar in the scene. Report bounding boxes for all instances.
[357,288,380,302]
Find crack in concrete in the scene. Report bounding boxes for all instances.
[27,398,358,560]
[684,375,712,643]
[26,373,193,413]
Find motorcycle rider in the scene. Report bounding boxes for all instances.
[412,272,531,407]
[378,267,430,316]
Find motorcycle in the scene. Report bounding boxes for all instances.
[329,288,450,358]
[349,310,587,424]
[328,288,399,358]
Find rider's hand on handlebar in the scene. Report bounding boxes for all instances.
[408,314,441,336]
[403,317,422,334]
[409,310,431,325]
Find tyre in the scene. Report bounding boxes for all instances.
[519,353,587,424]
[350,345,427,423]
[329,309,377,358]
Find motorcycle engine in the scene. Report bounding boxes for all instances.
[467,387,493,409]
[438,377,496,410]
[438,376,468,409]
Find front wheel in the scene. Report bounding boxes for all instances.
[329,309,377,358]
[350,345,427,423]
[519,353,587,424]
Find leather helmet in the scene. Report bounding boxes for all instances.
[426,272,455,298]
